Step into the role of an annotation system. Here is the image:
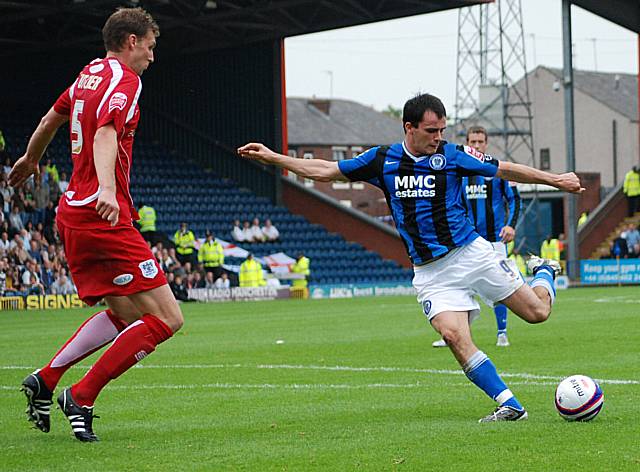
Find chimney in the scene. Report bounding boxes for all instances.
[309,98,331,115]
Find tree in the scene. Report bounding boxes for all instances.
[382,104,401,120]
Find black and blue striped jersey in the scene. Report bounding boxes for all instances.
[462,176,521,242]
[338,141,499,265]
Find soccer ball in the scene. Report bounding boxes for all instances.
[554,375,604,421]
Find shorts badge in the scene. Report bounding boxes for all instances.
[422,300,432,317]
[113,273,133,286]
[138,259,158,279]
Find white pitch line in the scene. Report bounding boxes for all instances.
[1,383,432,391]
[451,381,559,387]
[1,363,638,385]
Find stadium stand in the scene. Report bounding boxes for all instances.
[1,122,413,287]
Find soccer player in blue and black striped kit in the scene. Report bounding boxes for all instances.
[432,125,521,348]
[238,93,583,422]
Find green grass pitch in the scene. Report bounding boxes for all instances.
[0,286,638,471]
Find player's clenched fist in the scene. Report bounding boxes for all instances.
[8,155,39,188]
[95,188,119,226]
[555,172,584,194]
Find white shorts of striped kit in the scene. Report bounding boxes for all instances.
[490,241,507,258]
[413,236,524,322]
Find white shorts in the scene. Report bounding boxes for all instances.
[413,237,524,323]
[490,241,507,258]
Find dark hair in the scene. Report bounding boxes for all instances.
[466,125,487,140]
[102,7,159,53]
[402,93,447,128]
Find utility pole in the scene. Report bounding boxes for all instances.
[324,70,333,98]
[589,37,598,71]
[562,0,578,280]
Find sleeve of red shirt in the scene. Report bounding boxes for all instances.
[53,87,72,116]
[96,73,140,134]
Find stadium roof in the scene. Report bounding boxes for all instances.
[287,97,403,146]
[0,0,491,58]
[543,67,638,122]
[571,0,639,33]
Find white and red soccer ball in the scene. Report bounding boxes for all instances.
[555,375,604,421]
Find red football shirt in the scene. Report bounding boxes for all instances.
[54,57,142,229]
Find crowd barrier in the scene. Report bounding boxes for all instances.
[188,283,418,302]
[309,282,416,299]
[188,286,290,302]
[1,275,577,311]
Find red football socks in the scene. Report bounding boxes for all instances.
[39,310,128,391]
[71,314,173,407]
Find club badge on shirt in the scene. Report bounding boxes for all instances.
[429,154,447,171]
[108,92,128,113]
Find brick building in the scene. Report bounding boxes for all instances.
[286,97,404,218]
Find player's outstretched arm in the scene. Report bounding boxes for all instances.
[8,107,68,188]
[237,142,345,182]
[496,161,584,194]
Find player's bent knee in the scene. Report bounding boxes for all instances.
[129,285,185,333]
[157,306,184,333]
[440,328,465,348]
[524,304,550,324]
[171,310,184,332]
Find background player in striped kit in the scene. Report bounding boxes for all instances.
[238,93,583,422]
[432,125,521,348]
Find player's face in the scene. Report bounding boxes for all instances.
[404,110,446,155]
[130,31,156,75]
[467,132,488,153]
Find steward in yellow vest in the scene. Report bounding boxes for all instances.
[623,166,640,216]
[291,253,310,288]
[174,222,197,266]
[198,231,225,278]
[508,248,527,276]
[44,158,59,183]
[540,236,560,262]
[577,211,588,227]
[137,203,158,243]
[239,254,265,287]
[138,204,157,233]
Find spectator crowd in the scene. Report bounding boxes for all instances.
[231,218,279,243]
[0,158,76,297]
[152,231,233,302]
[163,218,289,301]
[610,223,640,259]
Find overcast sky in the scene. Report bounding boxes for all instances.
[284,0,638,113]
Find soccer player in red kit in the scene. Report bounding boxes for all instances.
[9,8,183,442]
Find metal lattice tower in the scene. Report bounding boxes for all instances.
[454,0,534,166]
[454,0,541,253]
